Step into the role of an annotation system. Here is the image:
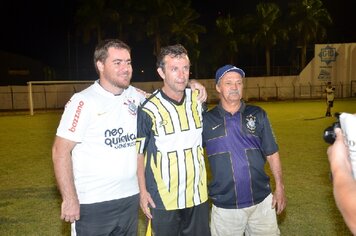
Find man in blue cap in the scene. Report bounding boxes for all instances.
[203,64,286,235]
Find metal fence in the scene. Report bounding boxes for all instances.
[206,82,356,103]
[0,81,355,113]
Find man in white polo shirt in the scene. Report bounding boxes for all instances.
[52,39,207,235]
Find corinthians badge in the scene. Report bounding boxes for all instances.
[124,99,137,116]
[246,114,256,133]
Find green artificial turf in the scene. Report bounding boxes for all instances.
[0,99,355,235]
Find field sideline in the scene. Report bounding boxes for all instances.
[0,99,355,235]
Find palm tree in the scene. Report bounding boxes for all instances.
[131,0,205,77]
[133,0,175,57]
[75,0,137,42]
[247,3,287,76]
[170,2,205,47]
[110,1,139,41]
[288,0,332,70]
[137,0,205,57]
[215,14,239,65]
[170,1,206,77]
[75,0,120,43]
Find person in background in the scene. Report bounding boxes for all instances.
[136,44,210,236]
[203,64,286,236]
[52,39,207,235]
[328,126,356,234]
[325,81,336,117]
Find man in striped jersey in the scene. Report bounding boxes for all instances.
[136,44,210,236]
[52,39,207,236]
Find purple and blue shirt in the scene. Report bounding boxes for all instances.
[203,101,278,209]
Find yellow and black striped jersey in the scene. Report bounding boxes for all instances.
[136,88,208,210]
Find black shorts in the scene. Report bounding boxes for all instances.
[73,194,139,236]
[150,201,211,236]
[328,101,334,108]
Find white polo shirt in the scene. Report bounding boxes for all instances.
[56,81,145,204]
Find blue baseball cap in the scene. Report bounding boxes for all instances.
[215,64,245,84]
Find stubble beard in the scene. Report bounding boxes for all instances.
[111,73,131,90]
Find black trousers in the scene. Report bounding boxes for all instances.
[150,201,211,236]
[74,194,139,236]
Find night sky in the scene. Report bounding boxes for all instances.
[1,1,77,79]
[0,0,355,81]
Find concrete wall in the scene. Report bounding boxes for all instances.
[96,43,356,101]
[300,43,356,96]
[1,43,355,111]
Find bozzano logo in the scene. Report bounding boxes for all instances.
[68,100,84,132]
